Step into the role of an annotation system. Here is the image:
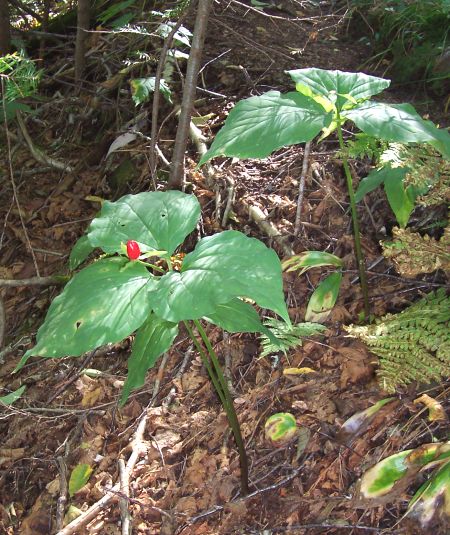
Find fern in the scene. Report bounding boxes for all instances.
[380,143,450,205]
[345,290,450,392]
[339,132,388,161]
[259,318,326,357]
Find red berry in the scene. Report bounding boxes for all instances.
[126,240,141,260]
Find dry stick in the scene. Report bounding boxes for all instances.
[168,0,213,189]
[1,81,40,277]
[221,178,235,228]
[185,465,304,526]
[294,141,311,237]
[0,295,5,350]
[118,459,131,535]
[244,201,294,258]
[55,457,68,532]
[0,275,67,288]
[149,13,187,184]
[16,111,74,172]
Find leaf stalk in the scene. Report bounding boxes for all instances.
[184,320,249,495]
[335,113,370,319]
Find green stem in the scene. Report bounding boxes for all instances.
[335,115,370,320]
[184,320,249,495]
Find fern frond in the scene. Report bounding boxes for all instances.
[260,318,326,357]
[345,290,450,392]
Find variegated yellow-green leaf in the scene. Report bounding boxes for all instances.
[265,412,298,447]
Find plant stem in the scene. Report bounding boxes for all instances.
[335,116,370,320]
[184,320,249,495]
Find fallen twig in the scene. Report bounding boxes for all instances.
[0,295,5,350]
[0,275,68,288]
[294,141,311,237]
[118,459,131,535]
[55,457,68,531]
[182,465,304,528]
[16,111,75,172]
[244,201,294,257]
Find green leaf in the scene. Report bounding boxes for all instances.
[121,313,178,404]
[346,102,450,158]
[204,298,277,340]
[87,191,200,256]
[22,257,156,359]
[408,460,450,527]
[69,464,93,497]
[0,385,26,405]
[152,230,289,324]
[282,251,343,275]
[130,77,172,106]
[69,235,95,270]
[287,68,390,112]
[383,168,416,227]
[305,272,342,323]
[354,166,407,203]
[199,91,331,164]
[98,0,136,24]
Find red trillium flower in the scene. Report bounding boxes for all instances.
[126,240,141,260]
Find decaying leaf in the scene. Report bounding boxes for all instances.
[407,460,450,527]
[283,367,316,376]
[359,441,450,503]
[414,394,447,422]
[382,226,450,278]
[337,397,396,442]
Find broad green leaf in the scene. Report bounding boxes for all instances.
[204,298,278,342]
[199,91,331,164]
[346,102,450,158]
[360,442,450,499]
[282,251,343,275]
[354,166,408,203]
[98,0,135,24]
[383,168,416,227]
[21,257,156,360]
[69,464,93,496]
[130,77,172,106]
[121,313,178,404]
[69,235,95,270]
[287,68,390,112]
[0,385,26,405]
[152,230,289,324]
[87,191,200,256]
[408,460,450,527]
[305,272,342,323]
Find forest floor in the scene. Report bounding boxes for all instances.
[0,1,448,534]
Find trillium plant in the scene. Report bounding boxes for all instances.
[17,191,290,495]
[199,68,450,317]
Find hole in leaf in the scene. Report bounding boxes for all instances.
[161,212,167,218]
[75,321,82,330]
